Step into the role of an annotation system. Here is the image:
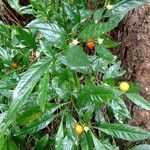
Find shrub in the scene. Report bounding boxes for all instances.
[0,0,150,149]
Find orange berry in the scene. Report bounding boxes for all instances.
[75,124,84,136]
[11,62,18,69]
[87,41,94,49]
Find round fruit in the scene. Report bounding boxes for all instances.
[87,41,94,49]
[75,124,84,136]
[119,81,130,92]
[11,62,18,69]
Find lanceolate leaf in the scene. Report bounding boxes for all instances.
[55,119,64,150]
[2,139,18,150]
[38,70,49,112]
[78,84,121,109]
[98,123,150,141]
[27,20,65,44]
[16,104,55,126]
[80,0,149,41]
[104,61,125,79]
[15,104,64,136]
[8,59,51,118]
[105,0,149,25]
[93,9,104,24]
[126,93,150,111]
[91,132,107,150]
[80,23,115,41]
[0,132,6,150]
[130,144,150,150]
[95,45,116,63]
[66,45,90,67]
[109,98,131,123]
[63,136,74,150]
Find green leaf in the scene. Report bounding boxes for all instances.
[63,136,74,150]
[0,47,10,62]
[98,123,150,141]
[16,105,43,126]
[130,144,150,150]
[95,44,116,63]
[103,38,120,48]
[78,84,121,109]
[8,59,51,118]
[15,114,55,136]
[80,134,90,150]
[0,131,6,150]
[38,70,49,112]
[55,119,64,150]
[80,23,115,41]
[66,45,90,67]
[105,0,149,25]
[16,27,37,49]
[16,104,54,126]
[126,93,150,111]
[79,102,95,123]
[85,131,94,150]
[66,115,77,144]
[27,20,65,44]
[35,134,49,150]
[91,132,107,150]
[15,103,65,136]
[109,98,131,123]
[93,9,104,24]
[104,61,125,79]
[2,139,18,150]
[80,0,149,41]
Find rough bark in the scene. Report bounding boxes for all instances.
[117,3,150,145]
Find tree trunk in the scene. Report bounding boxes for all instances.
[117,3,150,145]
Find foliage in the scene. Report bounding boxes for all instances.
[0,0,150,149]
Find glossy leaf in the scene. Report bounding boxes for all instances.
[63,136,74,150]
[91,132,107,150]
[104,61,125,79]
[80,134,90,150]
[105,0,149,25]
[15,103,65,136]
[27,20,65,44]
[38,70,49,112]
[130,144,150,150]
[16,27,36,49]
[93,9,104,23]
[98,123,150,141]
[67,45,90,67]
[80,23,115,41]
[2,139,18,150]
[8,59,51,117]
[16,104,54,126]
[103,38,120,48]
[66,115,77,144]
[109,98,131,123]
[0,131,5,150]
[95,44,116,63]
[126,93,150,111]
[55,119,64,150]
[78,84,121,109]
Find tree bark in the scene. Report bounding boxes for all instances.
[117,3,150,144]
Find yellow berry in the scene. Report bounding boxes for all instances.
[75,124,84,136]
[119,81,130,92]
